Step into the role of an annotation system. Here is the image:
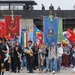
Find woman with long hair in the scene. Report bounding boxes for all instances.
[62,44,70,69]
[38,44,46,73]
[32,43,39,70]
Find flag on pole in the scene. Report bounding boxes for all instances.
[21,29,28,47]
[33,27,43,45]
[36,32,43,46]
[62,32,70,45]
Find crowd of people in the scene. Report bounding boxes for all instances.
[0,37,75,75]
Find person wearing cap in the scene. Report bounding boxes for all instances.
[57,42,63,72]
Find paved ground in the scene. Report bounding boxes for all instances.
[4,68,75,75]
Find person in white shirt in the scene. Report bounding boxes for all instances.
[57,42,63,72]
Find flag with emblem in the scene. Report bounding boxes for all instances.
[43,17,58,47]
[5,15,20,39]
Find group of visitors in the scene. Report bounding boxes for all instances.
[41,3,61,10]
[0,37,75,75]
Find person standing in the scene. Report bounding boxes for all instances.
[13,42,22,73]
[9,42,15,72]
[25,41,34,73]
[42,4,45,10]
[38,44,46,73]
[0,38,7,75]
[50,42,57,74]
[73,5,75,10]
[3,38,9,72]
[57,6,61,10]
[45,46,51,73]
[21,48,27,70]
[57,43,63,72]
[62,44,70,69]
[32,43,39,70]
[49,3,54,10]
[71,45,75,67]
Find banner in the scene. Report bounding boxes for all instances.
[58,18,63,43]
[43,17,58,47]
[5,15,20,39]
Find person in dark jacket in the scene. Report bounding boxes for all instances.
[0,38,7,75]
[72,45,75,67]
[49,3,54,10]
[45,47,49,73]
[9,42,15,72]
[42,4,45,10]
[3,38,9,72]
[32,43,39,70]
[25,41,33,73]
[13,42,22,73]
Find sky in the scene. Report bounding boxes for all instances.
[34,0,75,10]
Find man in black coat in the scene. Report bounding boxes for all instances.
[25,41,34,73]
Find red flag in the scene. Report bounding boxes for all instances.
[66,29,75,44]
[36,32,43,46]
[5,15,20,39]
[0,21,6,38]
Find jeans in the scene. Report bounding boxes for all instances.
[46,57,51,71]
[57,57,62,71]
[73,57,75,67]
[9,63,12,71]
[50,58,57,71]
[21,56,27,69]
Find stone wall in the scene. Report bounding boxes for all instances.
[20,19,34,31]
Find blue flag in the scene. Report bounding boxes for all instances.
[43,17,58,47]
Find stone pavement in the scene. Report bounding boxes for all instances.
[4,68,75,75]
